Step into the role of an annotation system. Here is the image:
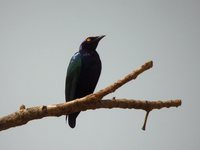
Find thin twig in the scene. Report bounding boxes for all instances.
[142,111,150,131]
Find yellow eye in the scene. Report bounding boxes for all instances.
[86,38,91,42]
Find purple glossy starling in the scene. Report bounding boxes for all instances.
[65,35,105,128]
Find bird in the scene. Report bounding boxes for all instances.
[65,35,105,128]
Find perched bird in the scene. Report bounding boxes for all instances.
[65,35,105,128]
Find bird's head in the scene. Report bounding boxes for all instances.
[79,35,105,52]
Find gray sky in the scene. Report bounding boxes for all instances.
[0,0,199,149]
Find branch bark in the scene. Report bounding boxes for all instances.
[0,61,182,132]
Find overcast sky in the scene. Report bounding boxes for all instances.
[0,0,200,150]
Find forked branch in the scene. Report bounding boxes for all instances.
[0,61,182,132]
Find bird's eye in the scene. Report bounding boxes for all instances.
[86,38,91,42]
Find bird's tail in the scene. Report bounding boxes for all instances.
[66,112,80,128]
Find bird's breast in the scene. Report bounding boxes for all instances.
[75,52,101,97]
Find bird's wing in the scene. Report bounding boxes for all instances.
[65,52,82,102]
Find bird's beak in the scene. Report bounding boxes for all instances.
[95,35,106,42]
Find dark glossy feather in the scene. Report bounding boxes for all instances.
[65,35,104,128]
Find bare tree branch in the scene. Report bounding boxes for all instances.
[0,61,182,132]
